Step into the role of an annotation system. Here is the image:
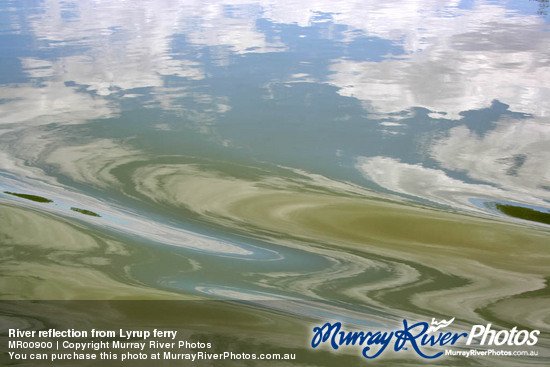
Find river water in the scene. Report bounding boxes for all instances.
[0,0,549,365]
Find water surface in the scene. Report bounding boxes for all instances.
[1,0,549,365]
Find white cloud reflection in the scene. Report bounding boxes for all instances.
[357,117,550,212]
[327,21,550,119]
[252,0,550,119]
[431,118,550,200]
[2,0,550,214]
[0,80,114,126]
[1,0,548,126]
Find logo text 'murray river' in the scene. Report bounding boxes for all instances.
[310,319,539,359]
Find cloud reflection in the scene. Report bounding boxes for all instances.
[0,80,114,126]
[356,116,550,213]
[328,25,550,119]
[432,118,550,201]
[2,0,548,128]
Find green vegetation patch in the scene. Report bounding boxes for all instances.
[70,207,101,217]
[4,191,53,203]
[495,203,550,225]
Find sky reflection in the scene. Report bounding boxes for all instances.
[1,0,549,222]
